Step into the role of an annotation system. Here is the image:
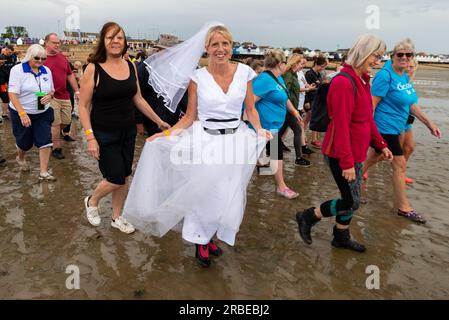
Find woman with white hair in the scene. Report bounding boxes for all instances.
[7,44,56,180]
[362,38,441,223]
[296,34,393,252]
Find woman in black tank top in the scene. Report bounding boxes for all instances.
[78,22,170,234]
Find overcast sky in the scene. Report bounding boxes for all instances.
[2,0,449,53]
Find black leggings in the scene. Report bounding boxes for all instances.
[319,157,363,226]
[265,132,283,161]
[278,112,303,158]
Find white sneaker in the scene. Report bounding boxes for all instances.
[16,156,29,171]
[39,171,56,181]
[84,196,101,226]
[111,216,135,234]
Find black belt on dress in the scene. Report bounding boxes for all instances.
[203,125,239,135]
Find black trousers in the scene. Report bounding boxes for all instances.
[278,112,303,158]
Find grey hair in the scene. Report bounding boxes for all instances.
[393,38,415,54]
[346,34,386,68]
[23,44,47,63]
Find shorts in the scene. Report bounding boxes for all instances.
[10,107,54,151]
[378,134,403,156]
[94,127,137,185]
[265,132,283,161]
[0,92,9,103]
[50,98,72,126]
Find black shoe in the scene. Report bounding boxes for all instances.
[208,240,223,257]
[295,157,311,167]
[0,158,5,165]
[302,145,314,155]
[51,148,65,160]
[281,142,291,152]
[295,207,320,245]
[195,244,211,268]
[331,226,366,253]
[63,135,76,142]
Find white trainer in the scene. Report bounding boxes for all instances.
[111,216,135,234]
[84,196,101,226]
[39,171,56,181]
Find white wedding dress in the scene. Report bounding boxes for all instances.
[123,63,266,246]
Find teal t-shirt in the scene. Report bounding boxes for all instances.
[252,72,288,131]
[372,60,418,135]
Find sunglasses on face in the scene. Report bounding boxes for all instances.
[33,56,46,61]
[396,52,414,58]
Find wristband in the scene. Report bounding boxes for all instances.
[163,130,171,136]
[19,111,27,118]
[85,129,94,136]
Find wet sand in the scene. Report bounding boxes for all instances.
[0,68,448,299]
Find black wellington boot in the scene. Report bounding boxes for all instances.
[295,207,321,245]
[331,226,366,253]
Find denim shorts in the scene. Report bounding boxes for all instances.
[94,127,137,185]
[10,107,54,151]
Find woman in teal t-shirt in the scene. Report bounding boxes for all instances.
[363,38,441,224]
[252,49,303,200]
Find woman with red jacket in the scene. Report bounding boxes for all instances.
[296,34,393,252]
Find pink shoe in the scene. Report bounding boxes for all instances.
[276,186,299,199]
[363,172,368,180]
[311,140,322,149]
[405,177,414,184]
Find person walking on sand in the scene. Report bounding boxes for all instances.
[296,34,393,252]
[122,23,271,267]
[362,38,441,224]
[78,22,170,234]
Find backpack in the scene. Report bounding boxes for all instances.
[309,72,356,132]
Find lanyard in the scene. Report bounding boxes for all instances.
[33,73,42,92]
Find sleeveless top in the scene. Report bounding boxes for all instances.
[190,63,257,130]
[91,60,137,130]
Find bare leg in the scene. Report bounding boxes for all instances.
[17,148,26,160]
[402,130,415,162]
[39,147,51,173]
[89,180,121,208]
[362,147,384,175]
[391,156,413,211]
[272,160,287,190]
[51,125,62,149]
[111,180,129,220]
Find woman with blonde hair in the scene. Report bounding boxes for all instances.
[279,53,311,167]
[296,34,393,252]
[252,49,303,199]
[123,23,271,267]
[363,38,441,223]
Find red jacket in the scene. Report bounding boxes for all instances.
[321,65,387,170]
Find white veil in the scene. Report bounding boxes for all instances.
[144,21,224,113]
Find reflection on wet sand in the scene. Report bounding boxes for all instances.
[0,68,448,299]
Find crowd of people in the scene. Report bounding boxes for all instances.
[0,22,441,268]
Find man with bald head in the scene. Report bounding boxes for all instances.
[44,33,80,159]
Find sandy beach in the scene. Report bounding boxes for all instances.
[0,67,448,299]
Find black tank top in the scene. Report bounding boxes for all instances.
[91,60,137,130]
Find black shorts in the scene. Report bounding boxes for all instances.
[94,127,137,185]
[377,134,403,156]
[0,92,9,103]
[265,132,283,161]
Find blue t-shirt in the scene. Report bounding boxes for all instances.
[372,60,418,135]
[252,72,288,131]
